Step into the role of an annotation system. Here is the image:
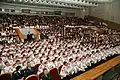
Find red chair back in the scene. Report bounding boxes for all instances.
[34,64,40,73]
[50,68,61,80]
[25,75,38,80]
[0,73,12,80]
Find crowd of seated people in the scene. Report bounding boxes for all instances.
[0,35,120,79]
[0,13,120,80]
[0,13,107,40]
[0,14,19,44]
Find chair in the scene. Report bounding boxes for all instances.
[58,65,63,74]
[50,68,61,80]
[0,73,12,80]
[34,64,40,74]
[25,74,38,80]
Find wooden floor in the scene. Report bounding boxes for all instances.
[71,55,120,80]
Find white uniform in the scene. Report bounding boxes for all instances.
[0,62,5,70]
[1,66,14,74]
[60,65,69,78]
[47,62,55,71]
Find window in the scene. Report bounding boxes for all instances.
[36,11,40,14]
[54,11,61,15]
[41,12,45,14]
[22,9,31,13]
[11,9,15,12]
[5,9,9,12]
[48,12,54,15]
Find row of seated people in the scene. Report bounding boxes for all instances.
[0,65,61,80]
[65,28,120,47]
[0,61,36,80]
[0,37,120,79]
[0,13,94,27]
[0,47,120,80]
[0,13,108,40]
[0,36,19,44]
[0,52,119,80]
[0,20,19,44]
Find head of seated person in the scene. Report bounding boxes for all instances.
[12,66,23,80]
[43,68,49,75]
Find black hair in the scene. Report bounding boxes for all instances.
[5,61,8,65]
[43,68,47,71]
[63,62,67,65]
[16,66,21,71]
[69,58,73,62]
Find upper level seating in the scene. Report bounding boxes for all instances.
[0,13,108,40]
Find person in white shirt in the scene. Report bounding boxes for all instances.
[1,61,14,74]
[14,60,23,68]
[0,58,5,73]
[68,58,78,75]
[46,58,55,71]
[60,62,69,79]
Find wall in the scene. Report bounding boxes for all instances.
[0,2,89,18]
[90,0,120,24]
[0,2,77,16]
[75,7,90,19]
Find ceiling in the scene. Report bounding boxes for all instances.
[0,0,115,8]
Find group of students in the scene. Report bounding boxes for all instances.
[0,38,120,80]
[0,13,120,80]
[0,13,107,42]
[0,58,54,80]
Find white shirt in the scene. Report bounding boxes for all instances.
[1,66,15,74]
[60,65,69,78]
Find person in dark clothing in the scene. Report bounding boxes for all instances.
[12,66,23,80]
[27,31,33,41]
[41,68,53,80]
[23,62,35,78]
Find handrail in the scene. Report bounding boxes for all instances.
[71,55,120,80]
